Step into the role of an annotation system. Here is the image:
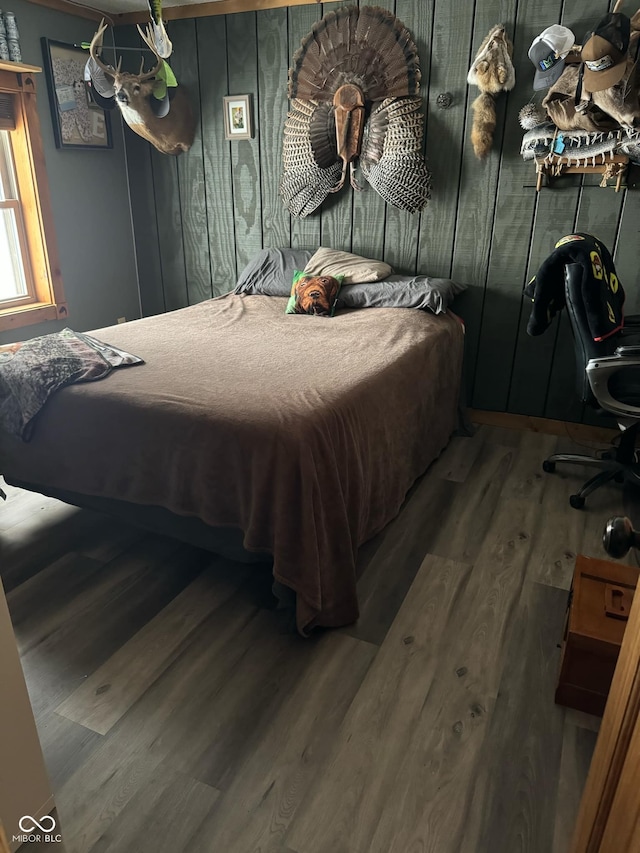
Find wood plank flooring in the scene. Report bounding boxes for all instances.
[2,424,630,853]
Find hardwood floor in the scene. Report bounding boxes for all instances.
[1,424,630,853]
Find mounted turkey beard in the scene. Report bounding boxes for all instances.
[280,5,432,217]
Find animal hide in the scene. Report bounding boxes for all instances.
[543,37,640,134]
[592,33,640,131]
[543,65,620,132]
[467,24,516,158]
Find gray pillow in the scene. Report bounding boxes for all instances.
[336,274,467,314]
[234,247,312,295]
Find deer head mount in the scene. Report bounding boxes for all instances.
[89,20,196,156]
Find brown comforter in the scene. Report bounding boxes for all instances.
[0,294,464,633]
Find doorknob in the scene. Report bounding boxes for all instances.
[603,516,640,558]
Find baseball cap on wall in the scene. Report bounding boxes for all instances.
[581,12,631,92]
[84,57,116,110]
[528,24,576,90]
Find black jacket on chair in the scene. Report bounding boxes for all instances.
[524,233,624,341]
[525,237,640,509]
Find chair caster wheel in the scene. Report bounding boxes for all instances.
[570,494,586,509]
[543,460,556,473]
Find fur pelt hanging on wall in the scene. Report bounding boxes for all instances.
[467,24,516,158]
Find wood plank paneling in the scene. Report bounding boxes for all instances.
[315,0,362,255]
[319,186,355,253]
[471,0,561,412]
[350,0,393,262]
[450,0,517,400]
[416,0,469,278]
[172,19,214,305]
[116,26,165,318]
[124,134,165,317]
[613,174,640,314]
[227,11,263,274]
[384,0,433,274]
[258,8,291,250]
[287,4,321,251]
[196,16,238,295]
[124,0,637,425]
[150,150,188,311]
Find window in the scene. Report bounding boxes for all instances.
[0,63,66,332]
[1,128,33,307]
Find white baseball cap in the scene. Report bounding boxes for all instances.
[528,24,576,90]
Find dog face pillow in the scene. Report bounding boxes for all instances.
[286,270,343,316]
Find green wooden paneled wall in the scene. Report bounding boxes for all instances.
[123,0,640,424]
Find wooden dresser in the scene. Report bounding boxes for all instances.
[556,554,639,717]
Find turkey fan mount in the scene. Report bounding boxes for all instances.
[280,5,432,218]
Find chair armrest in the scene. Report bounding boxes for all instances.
[586,353,640,418]
[616,345,640,356]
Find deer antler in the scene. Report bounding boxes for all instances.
[89,19,117,78]
[136,24,164,80]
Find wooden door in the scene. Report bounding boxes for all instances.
[570,577,640,851]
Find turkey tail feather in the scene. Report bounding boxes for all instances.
[289,5,421,101]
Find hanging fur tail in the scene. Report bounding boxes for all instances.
[471,92,496,159]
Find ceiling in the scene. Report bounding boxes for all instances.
[67,0,337,26]
[82,0,226,18]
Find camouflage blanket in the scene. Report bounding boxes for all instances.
[0,328,143,442]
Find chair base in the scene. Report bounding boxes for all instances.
[543,424,640,509]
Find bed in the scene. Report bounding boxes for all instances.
[0,292,464,633]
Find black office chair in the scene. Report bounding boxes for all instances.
[542,262,640,509]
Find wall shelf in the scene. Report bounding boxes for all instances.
[535,153,629,192]
[0,59,41,74]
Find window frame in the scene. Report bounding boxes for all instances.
[0,193,36,308]
[0,63,66,333]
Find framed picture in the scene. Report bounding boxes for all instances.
[41,38,113,150]
[223,94,253,140]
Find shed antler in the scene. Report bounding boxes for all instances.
[136,24,164,80]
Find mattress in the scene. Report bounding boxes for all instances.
[0,293,464,633]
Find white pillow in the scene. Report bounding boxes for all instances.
[303,246,392,284]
